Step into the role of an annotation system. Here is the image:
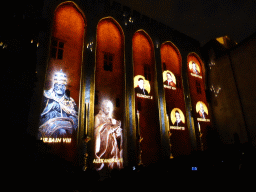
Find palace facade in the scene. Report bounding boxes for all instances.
[29,0,215,170]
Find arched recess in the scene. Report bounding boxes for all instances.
[93,17,125,170]
[161,42,191,157]
[187,53,211,151]
[38,1,86,161]
[132,30,162,166]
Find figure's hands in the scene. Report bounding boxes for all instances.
[107,118,119,126]
[115,127,122,137]
[116,120,121,126]
[112,119,116,124]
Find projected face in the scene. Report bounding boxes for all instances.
[175,111,181,122]
[52,70,68,97]
[163,70,176,89]
[134,75,151,96]
[102,100,113,117]
[170,108,185,126]
[189,61,201,77]
[192,62,197,71]
[200,103,204,112]
[138,78,145,89]
[167,73,172,81]
[53,83,66,97]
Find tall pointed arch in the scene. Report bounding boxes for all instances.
[93,17,125,170]
[132,30,161,165]
[38,1,86,161]
[187,52,211,150]
[161,41,182,75]
[161,41,191,157]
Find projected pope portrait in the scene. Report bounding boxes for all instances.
[39,70,78,138]
[163,70,176,88]
[196,101,208,119]
[189,61,200,76]
[134,75,151,96]
[170,108,185,126]
[94,100,123,170]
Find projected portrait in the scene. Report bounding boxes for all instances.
[94,100,123,170]
[134,75,153,99]
[163,70,176,89]
[170,108,185,130]
[189,61,202,78]
[196,101,210,122]
[39,70,78,138]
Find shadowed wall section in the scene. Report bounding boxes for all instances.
[161,42,191,157]
[187,53,211,150]
[94,17,125,170]
[39,2,86,162]
[133,30,162,165]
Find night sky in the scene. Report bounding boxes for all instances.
[115,0,256,45]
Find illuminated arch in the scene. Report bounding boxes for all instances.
[160,41,182,75]
[95,16,125,106]
[54,1,86,22]
[94,16,125,170]
[187,52,211,150]
[133,29,154,48]
[45,1,86,104]
[96,16,125,74]
[52,1,86,45]
[187,52,205,80]
[161,41,192,157]
[132,29,162,165]
[96,16,125,43]
[132,30,155,78]
[39,1,86,151]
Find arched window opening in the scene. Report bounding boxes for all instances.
[144,64,151,81]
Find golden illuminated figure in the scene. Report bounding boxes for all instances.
[170,108,185,126]
[196,101,208,119]
[134,75,151,95]
[196,101,210,122]
[169,108,185,130]
[163,70,176,88]
[189,61,202,79]
[134,75,153,99]
[189,61,200,75]
[94,100,123,170]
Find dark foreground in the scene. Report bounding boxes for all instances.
[14,135,256,191]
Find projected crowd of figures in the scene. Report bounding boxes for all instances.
[39,70,78,142]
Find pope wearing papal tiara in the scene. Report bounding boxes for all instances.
[39,70,78,138]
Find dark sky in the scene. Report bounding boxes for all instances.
[115,0,256,45]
